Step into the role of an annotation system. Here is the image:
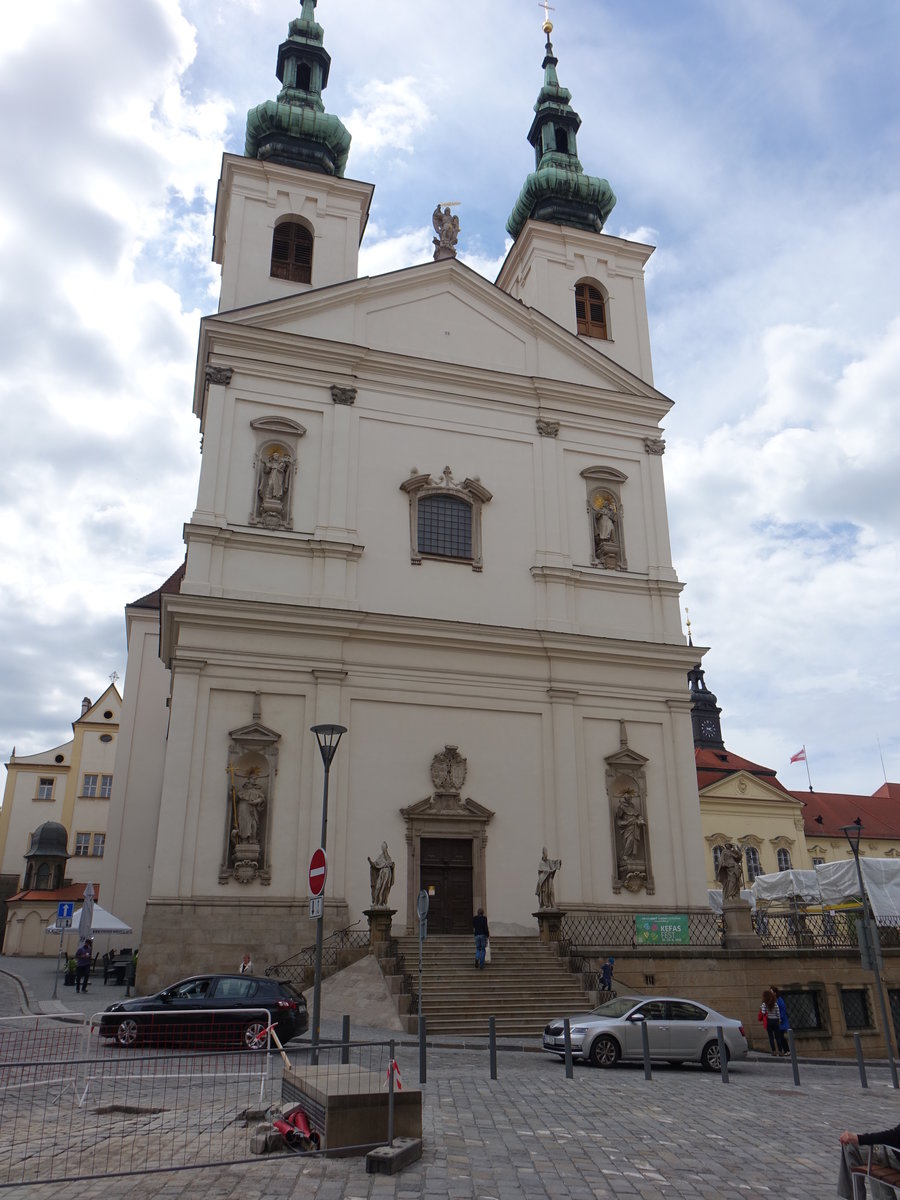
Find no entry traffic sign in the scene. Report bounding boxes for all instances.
[308,848,327,897]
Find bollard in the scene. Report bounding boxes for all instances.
[716,1026,729,1084]
[489,1016,498,1080]
[388,1038,395,1146]
[419,1013,427,1085]
[787,1029,800,1087]
[341,1015,350,1065]
[640,1018,652,1080]
[854,1032,868,1089]
[563,1018,574,1080]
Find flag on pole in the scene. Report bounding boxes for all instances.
[790,748,806,764]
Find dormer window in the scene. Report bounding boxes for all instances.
[271,220,313,285]
[575,281,608,339]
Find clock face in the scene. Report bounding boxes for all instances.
[700,718,718,739]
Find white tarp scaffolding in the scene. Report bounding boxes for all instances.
[750,858,900,923]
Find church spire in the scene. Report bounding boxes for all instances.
[688,663,726,750]
[506,16,616,240]
[245,0,351,177]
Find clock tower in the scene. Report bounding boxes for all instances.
[688,663,725,750]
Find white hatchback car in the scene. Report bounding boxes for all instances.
[542,994,748,1070]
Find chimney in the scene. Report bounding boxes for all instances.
[81,697,91,716]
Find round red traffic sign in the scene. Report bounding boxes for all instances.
[308,848,327,897]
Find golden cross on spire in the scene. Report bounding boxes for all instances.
[539,0,555,33]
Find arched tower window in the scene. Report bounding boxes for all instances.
[271,220,313,285]
[554,124,569,154]
[575,281,608,340]
[36,863,51,889]
[297,62,311,91]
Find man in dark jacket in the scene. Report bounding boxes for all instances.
[74,939,93,993]
[472,909,489,969]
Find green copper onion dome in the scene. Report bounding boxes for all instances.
[506,25,616,239]
[245,0,351,177]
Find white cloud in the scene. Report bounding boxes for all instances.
[344,77,432,157]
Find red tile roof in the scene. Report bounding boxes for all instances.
[7,883,100,904]
[695,747,793,797]
[795,786,900,839]
[131,561,185,610]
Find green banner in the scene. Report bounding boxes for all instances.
[634,914,689,945]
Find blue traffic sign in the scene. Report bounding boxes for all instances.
[57,902,74,920]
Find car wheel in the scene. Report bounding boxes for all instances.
[242,1019,269,1050]
[589,1034,620,1068]
[701,1039,728,1072]
[115,1017,141,1048]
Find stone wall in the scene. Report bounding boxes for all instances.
[585,946,900,1059]
[137,897,351,993]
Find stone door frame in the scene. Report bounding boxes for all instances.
[400,795,494,935]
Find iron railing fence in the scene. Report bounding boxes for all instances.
[561,910,724,951]
[265,923,370,987]
[754,909,900,950]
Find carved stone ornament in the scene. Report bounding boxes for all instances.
[331,384,357,406]
[606,721,654,895]
[219,710,281,886]
[430,745,467,793]
[536,418,560,438]
[205,365,234,387]
[643,437,666,456]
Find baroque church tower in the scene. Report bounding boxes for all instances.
[104,1,707,987]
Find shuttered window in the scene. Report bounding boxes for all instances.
[575,282,608,339]
[271,222,313,284]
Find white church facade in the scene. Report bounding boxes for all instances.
[102,0,708,988]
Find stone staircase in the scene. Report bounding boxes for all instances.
[384,935,594,1036]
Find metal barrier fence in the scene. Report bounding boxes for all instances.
[0,1015,397,1185]
[754,910,900,950]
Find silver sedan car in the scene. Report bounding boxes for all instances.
[542,994,748,1070]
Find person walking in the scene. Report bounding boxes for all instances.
[472,908,489,970]
[759,989,780,1054]
[239,952,254,974]
[772,985,790,1055]
[74,939,93,993]
[599,956,615,993]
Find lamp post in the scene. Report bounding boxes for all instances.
[310,723,346,1060]
[842,822,899,1088]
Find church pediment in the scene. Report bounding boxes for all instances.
[208,261,665,400]
[227,721,281,749]
[401,793,495,823]
[700,771,800,806]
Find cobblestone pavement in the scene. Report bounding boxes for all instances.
[0,1030,892,1200]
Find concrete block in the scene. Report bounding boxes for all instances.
[365,1138,423,1174]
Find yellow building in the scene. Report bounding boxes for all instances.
[0,685,121,954]
[689,664,811,887]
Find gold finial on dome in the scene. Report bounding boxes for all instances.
[539,0,555,34]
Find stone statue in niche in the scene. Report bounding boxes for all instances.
[227,764,268,884]
[591,491,621,569]
[535,847,562,910]
[368,842,395,908]
[257,449,292,525]
[234,776,266,844]
[615,789,645,861]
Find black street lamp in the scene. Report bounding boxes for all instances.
[310,723,346,1059]
[841,822,898,1088]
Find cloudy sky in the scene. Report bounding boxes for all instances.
[1,0,897,799]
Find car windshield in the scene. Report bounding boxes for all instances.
[589,996,641,1018]
[276,980,305,1001]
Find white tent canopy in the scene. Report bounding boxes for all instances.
[749,858,900,922]
[45,904,133,936]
